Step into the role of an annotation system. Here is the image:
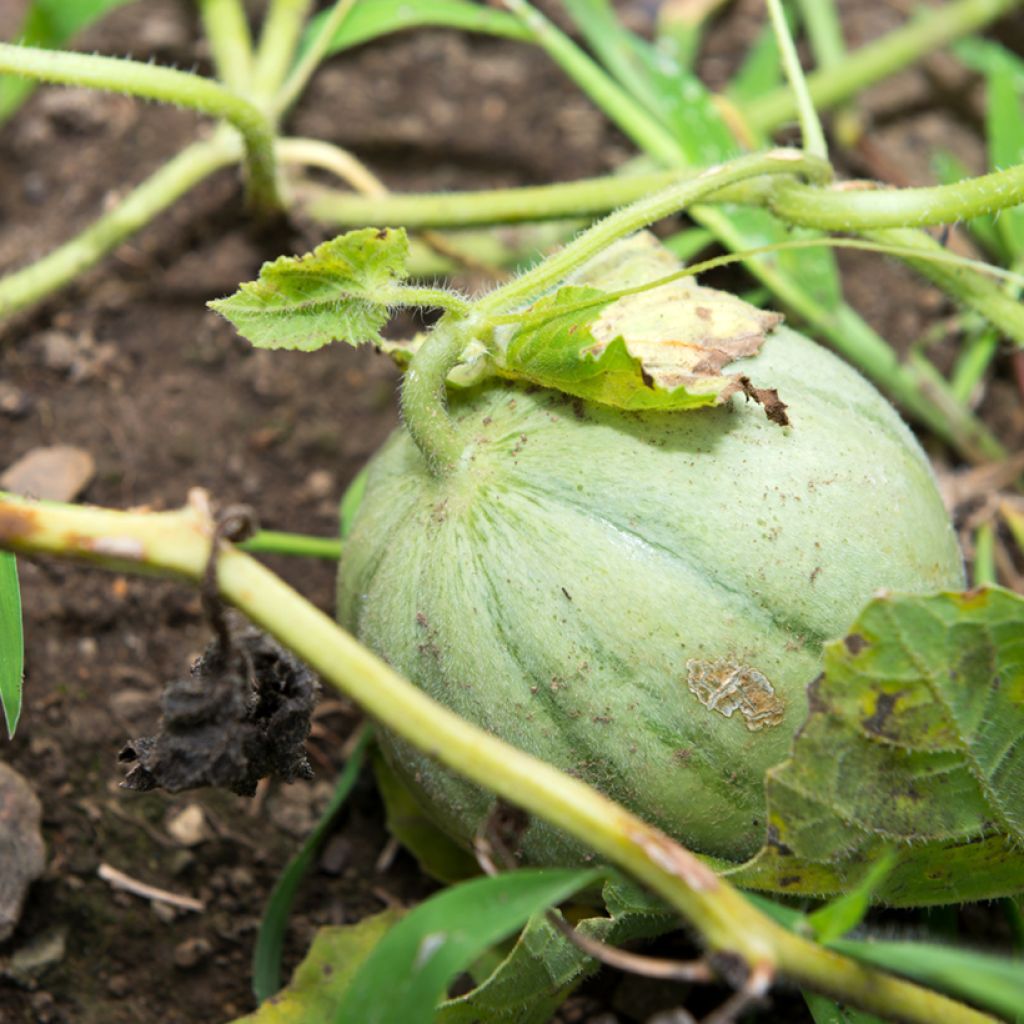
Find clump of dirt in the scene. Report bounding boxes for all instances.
[120,629,317,797]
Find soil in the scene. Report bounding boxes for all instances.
[1,1,1022,1022]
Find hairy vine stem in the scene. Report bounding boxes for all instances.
[0,43,280,211]
[0,489,998,1024]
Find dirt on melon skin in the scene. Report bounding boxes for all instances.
[337,325,965,865]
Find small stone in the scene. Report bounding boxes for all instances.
[0,445,95,502]
[166,804,209,847]
[173,936,212,970]
[33,330,77,372]
[303,469,335,500]
[5,927,67,985]
[318,833,352,876]
[151,902,178,925]
[109,688,157,728]
[107,973,131,998]
[0,763,46,942]
[0,382,33,419]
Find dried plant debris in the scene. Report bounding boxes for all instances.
[120,629,317,796]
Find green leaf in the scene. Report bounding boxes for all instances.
[0,553,23,739]
[498,233,783,412]
[252,729,372,1003]
[208,228,410,351]
[0,0,137,123]
[230,910,404,1024]
[335,868,602,1024]
[373,752,479,885]
[986,66,1024,257]
[804,991,885,1024]
[728,587,1024,906]
[436,876,676,1024]
[806,850,895,943]
[829,938,1024,1022]
[303,0,530,60]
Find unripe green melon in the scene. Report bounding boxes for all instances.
[337,325,964,864]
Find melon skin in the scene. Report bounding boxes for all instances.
[336,325,964,864]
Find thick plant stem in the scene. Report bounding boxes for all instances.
[305,160,1024,233]
[746,0,1017,133]
[475,150,831,317]
[0,134,240,321]
[401,318,477,477]
[770,165,1024,231]
[0,43,279,211]
[0,491,997,1024]
[197,0,254,91]
[252,0,313,107]
[303,172,686,227]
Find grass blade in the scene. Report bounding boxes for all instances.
[829,938,1024,1021]
[334,867,602,1024]
[0,552,23,739]
[303,0,529,59]
[252,727,373,1002]
[805,991,885,1023]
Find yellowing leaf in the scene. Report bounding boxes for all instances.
[498,233,785,416]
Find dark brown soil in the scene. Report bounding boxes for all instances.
[1,2,1022,1022]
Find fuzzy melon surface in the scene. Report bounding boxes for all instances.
[337,325,964,864]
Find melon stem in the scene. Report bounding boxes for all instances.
[401,316,475,477]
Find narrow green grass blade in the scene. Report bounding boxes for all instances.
[804,991,885,1024]
[303,0,529,60]
[0,0,137,123]
[334,867,602,1024]
[806,850,896,944]
[829,938,1024,1021]
[252,728,373,1003]
[986,66,1024,257]
[0,552,23,739]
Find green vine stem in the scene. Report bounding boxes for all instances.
[769,166,1024,231]
[251,0,312,109]
[277,137,386,196]
[196,0,255,92]
[401,316,478,477]
[0,132,240,322]
[0,43,280,211]
[239,530,342,560]
[0,490,997,1024]
[475,149,832,317]
[303,161,1024,237]
[766,0,827,159]
[745,0,1017,134]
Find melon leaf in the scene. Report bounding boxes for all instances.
[728,587,1024,905]
[209,228,410,352]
